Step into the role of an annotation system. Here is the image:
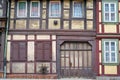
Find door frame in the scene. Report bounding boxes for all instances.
[56,36,96,78]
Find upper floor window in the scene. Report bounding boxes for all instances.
[102,1,118,22]
[72,1,84,18]
[17,1,27,17]
[102,39,118,64]
[49,1,61,17]
[30,1,40,17]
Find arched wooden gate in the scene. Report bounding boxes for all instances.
[60,41,95,78]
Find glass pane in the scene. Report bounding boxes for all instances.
[111,42,115,51]
[73,2,82,17]
[50,2,60,17]
[111,52,115,62]
[105,42,109,51]
[31,2,39,16]
[111,4,115,12]
[0,9,3,16]
[105,13,109,21]
[105,52,110,62]
[111,13,115,21]
[105,4,109,12]
[18,2,26,16]
[19,2,26,9]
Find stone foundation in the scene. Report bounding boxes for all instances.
[97,76,120,80]
[6,74,57,79]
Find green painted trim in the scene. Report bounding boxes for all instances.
[102,0,118,23]
[102,63,119,66]
[102,39,119,65]
[102,22,119,25]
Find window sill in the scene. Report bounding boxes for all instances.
[102,22,119,25]
[72,18,85,20]
[102,63,119,66]
[49,17,61,19]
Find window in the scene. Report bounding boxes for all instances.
[49,1,61,17]
[0,9,3,16]
[102,1,118,22]
[11,42,27,61]
[17,1,27,17]
[73,1,84,18]
[30,1,40,17]
[102,39,118,64]
[35,41,52,61]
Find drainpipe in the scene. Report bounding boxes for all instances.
[3,0,10,78]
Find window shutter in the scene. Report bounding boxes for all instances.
[44,42,52,61]
[11,42,19,61]
[35,41,52,61]
[19,42,27,61]
[35,42,44,61]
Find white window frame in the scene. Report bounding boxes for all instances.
[17,1,27,17]
[72,1,83,18]
[103,41,117,63]
[49,1,61,17]
[103,2,116,22]
[30,1,40,17]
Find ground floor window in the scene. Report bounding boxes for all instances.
[11,41,27,61]
[35,41,52,61]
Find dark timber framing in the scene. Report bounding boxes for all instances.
[7,0,97,79]
[10,0,96,30]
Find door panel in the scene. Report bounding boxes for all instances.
[60,42,94,78]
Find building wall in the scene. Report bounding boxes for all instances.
[6,0,96,79]
[96,0,120,76]
[7,35,56,72]
[9,0,95,30]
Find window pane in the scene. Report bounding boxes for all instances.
[111,52,115,62]
[105,42,109,51]
[73,2,82,17]
[111,13,115,21]
[105,4,109,12]
[105,52,110,62]
[50,2,60,17]
[111,42,115,51]
[105,13,109,21]
[31,2,39,16]
[18,2,26,16]
[111,4,115,12]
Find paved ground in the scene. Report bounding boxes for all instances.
[0,78,96,80]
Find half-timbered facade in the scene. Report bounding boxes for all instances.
[5,0,96,79]
[1,0,120,79]
[96,0,120,79]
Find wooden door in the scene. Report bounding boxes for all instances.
[60,42,94,78]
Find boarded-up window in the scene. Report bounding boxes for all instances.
[11,42,27,61]
[35,41,52,61]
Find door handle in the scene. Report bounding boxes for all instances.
[69,62,72,68]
